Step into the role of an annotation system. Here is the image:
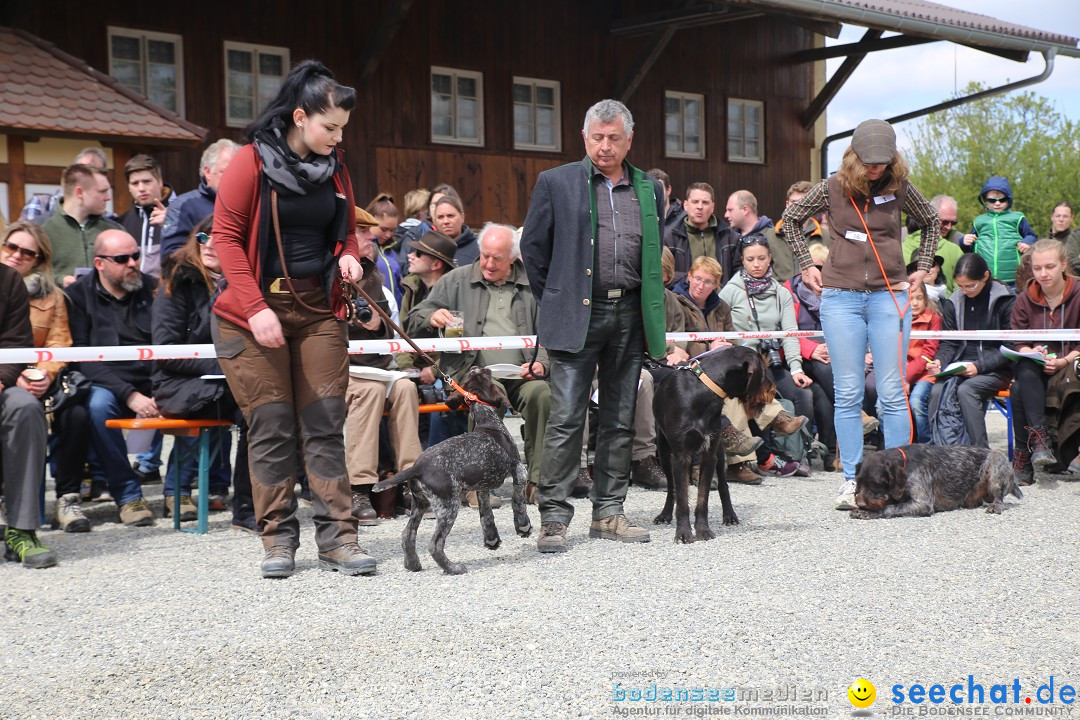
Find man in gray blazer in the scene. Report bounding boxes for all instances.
[520,99,668,553]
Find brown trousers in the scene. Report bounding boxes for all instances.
[214,289,357,551]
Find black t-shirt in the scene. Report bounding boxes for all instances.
[263,180,335,278]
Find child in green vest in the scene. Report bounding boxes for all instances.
[961,176,1036,287]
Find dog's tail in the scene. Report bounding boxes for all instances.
[372,465,421,493]
[987,450,1023,500]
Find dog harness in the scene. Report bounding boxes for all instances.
[686,360,728,399]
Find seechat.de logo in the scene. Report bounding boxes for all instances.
[848,678,876,709]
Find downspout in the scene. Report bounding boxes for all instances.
[818,48,1057,178]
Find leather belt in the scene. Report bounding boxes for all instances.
[595,287,637,301]
[267,276,321,294]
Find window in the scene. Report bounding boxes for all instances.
[108,27,184,116]
[431,67,484,146]
[224,42,290,127]
[664,92,705,159]
[728,98,764,164]
[512,78,560,151]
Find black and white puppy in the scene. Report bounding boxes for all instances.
[851,444,1023,519]
[373,367,532,574]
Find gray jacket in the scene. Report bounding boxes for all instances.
[718,273,803,374]
[405,260,548,381]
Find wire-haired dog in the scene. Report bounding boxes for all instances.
[850,444,1023,519]
[651,346,775,543]
[373,367,532,574]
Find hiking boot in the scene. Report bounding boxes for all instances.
[318,542,377,576]
[861,411,880,435]
[118,498,155,527]
[759,454,800,477]
[351,490,379,526]
[771,411,809,436]
[1013,450,1035,487]
[132,462,161,484]
[631,456,667,490]
[1027,426,1056,469]
[726,462,764,485]
[162,495,197,522]
[721,424,764,456]
[835,479,857,510]
[536,521,568,553]
[53,493,90,533]
[4,528,58,569]
[261,545,296,578]
[207,493,229,512]
[465,491,503,509]
[571,467,592,498]
[589,514,651,543]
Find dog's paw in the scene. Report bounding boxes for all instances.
[695,526,716,542]
[484,536,502,550]
[674,525,695,544]
[516,522,533,538]
[848,509,876,520]
[653,512,672,525]
[985,502,1004,515]
[443,562,468,575]
[404,557,422,572]
[723,512,739,526]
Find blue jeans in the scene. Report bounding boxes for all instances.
[820,288,912,480]
[86,385,146,507]
[134,433,163,473]
[910,379,933,443]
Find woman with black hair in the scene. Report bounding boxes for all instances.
[926,252,1014,449]
[211,60,373,579]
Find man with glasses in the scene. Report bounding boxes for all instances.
[66,230,159,527]
[904,194,965,293]
[42,164,123,287]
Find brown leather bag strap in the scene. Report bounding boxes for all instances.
[270,189,326,315]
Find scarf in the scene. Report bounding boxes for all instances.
[741,267,774,297]
[253,117,337,195]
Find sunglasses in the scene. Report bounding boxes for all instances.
[195,232,211,245]
[2,241,40,261]
[984,196,1008,204]
[939,219,957,227]
[96,251,141,265]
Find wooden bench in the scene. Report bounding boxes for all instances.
[105,418,235,534]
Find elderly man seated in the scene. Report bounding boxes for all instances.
[407,223,550,501]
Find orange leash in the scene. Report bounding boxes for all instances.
[849,196,915,444]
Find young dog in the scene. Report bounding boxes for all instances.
[850,444,1023,519]
[373,367,532,574]
[651,346,774,543]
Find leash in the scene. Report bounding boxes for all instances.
[341,277,489,406]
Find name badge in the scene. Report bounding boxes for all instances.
[873,194,896,205]
[844,230,868,243]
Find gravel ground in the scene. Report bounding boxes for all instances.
[4,413,1080,720]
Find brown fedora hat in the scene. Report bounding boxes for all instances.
[405,230,458,267]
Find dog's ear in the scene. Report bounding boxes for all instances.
[886,453,907,501]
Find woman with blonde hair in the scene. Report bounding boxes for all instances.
[781,119,940,509]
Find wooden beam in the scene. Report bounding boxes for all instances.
[111,146,133,215]
[800,28,882,130]
[610,5,761,36]
[793,34,935,62]
[357,0,415,83]
[616,24,679,104]
[7,135,25,216]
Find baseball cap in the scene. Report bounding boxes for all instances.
[851,119,896,165]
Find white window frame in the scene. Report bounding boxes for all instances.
[107,26,185,117]
[512,77,561,152]
[223,41,291,128]
[430,66,484,147]
[728,98,765,164]
[664,91,705,159]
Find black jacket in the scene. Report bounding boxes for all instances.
[662,216,737,288]
[936,280,1015,376]
[67,270,158,402]
[0,265,33,389]
[151,260,225,417]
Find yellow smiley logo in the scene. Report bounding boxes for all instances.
[848,678,876,708]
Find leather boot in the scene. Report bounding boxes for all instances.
[726,462,764,485]
[1027,426,1056,469]
[720,425,764,456]
[351,487,379,526]
[771,411,808,436]
[1013,450,1034,486]
[371,486,398,519]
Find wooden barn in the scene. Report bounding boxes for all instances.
[2,0,1077,225]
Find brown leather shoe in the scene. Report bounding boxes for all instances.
[631,456,667,490]
[351,489,379,526]
[465,491,503,509]
[861,411,879,435]
[720,424,764,456]
[588,514,651,543]
[771,410,809,436]
[537,521,568,552]
[726,462,764,485]
[571,467,592,498]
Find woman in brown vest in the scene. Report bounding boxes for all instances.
[779,119,940,510]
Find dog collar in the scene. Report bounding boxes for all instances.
[448,379,494,408]
[687,360,728,399]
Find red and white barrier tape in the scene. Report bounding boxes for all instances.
[1,329,1077,364]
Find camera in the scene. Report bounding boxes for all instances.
[759,339,784,368]
[352,294,372,324]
